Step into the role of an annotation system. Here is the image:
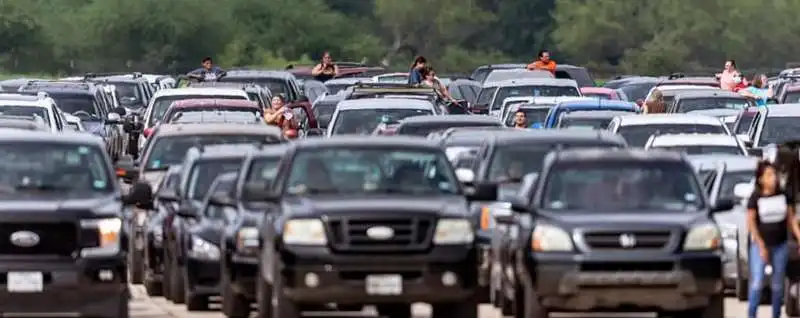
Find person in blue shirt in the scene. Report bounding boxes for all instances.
[407,56,427,85]
[187,57,226,81]
[740,74,774,108]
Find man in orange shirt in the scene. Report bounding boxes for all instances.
[527,50,556,75]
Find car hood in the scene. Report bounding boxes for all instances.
[539,210,709,230]
[283,195,469,218]
[0,196,121,221]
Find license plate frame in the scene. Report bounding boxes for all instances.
[7,272,43,293]
[365,274,402,295]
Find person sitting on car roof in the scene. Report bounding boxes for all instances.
[526,50,556,75]
[407,55,427,85]
[187,56,225,81]
[311,51,339,82]
[264,94,298,132]
[421,67,456,102]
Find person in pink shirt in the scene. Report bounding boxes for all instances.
[717,60,740,91]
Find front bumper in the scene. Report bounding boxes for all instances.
[186,257,221,296]
[278,245,478,305]
[523,251,723,311]
[0,256,127,315]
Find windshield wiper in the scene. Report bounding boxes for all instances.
[15,183,74,191]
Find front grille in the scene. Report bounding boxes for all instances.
[0,222,79,256]
[326,216,434,253]
[582,230,672,250]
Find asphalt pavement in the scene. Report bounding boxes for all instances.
[129,284,765,317]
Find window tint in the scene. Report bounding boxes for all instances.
[617,124,726,147]
[331,108,432,135]
[0,105,50,126]
[476,87,497,105]
[492,86,580,110]
[676,98,749,113]
[653,145,743,155]
[187,159,242,200]
[760,117,800,146]
[147,95,247,127]
[220,77,289,97]
[557,116,613,130]
[49,94,100,119]
[718,170,753,200]
[145,134,280,170]
[505,107,551,127]
[488,142,621,182]
[734,111,757,135]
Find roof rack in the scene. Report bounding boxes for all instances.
[23,80,91,89]
[84,72,143,80]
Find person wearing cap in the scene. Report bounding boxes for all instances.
[187,57,226,81]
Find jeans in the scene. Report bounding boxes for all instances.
[748,240,789,318]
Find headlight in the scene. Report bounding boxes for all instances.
[188,237,220,260]
[531,224,573,252]
[434,219,474,244]
[237,227,260,252]
[719,224,737,240]
[283,219,327,245]
[684,223,721,251]
[80,218,122,256]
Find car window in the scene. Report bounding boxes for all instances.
[313,103,337,129]
[49,94,101,119]
[286,148,458,196]
[557,116,613,130]
[0,142,112,196]
[168,111,263,125]
[718,170,754,200]
[617,124,727,147]
[204,178,236,219]
[220,77,289,98]
[542,161,704,211]
[331,108,432,135]
[476,87,497,105]
[676,98,749,113]
[782,91,800,104]
[487,142,622,182]
[0,105,50,127]
[187,159,242,200]
[492,86,580,111]
[396,122,500,136]
[144,134,280,170]
[505,107,551,127]
[582,93,612,100]
[759,116,800,146]
[114,83,143,108]
[147,95,247,127]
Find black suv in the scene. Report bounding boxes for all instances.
[220,70,304,102]
[496,148,733,318]
[0,130,128,317]
[252,136,496,318]
[85,72,155,113]
[139,165,183,296]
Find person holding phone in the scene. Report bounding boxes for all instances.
[739,74,774,108]
[187,57,225,81]
[264,94,298,131]
[311,52,339,82]
[746,160,800,318]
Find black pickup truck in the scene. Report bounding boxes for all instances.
[254,136,496,318]
[0,131,128,317]
[496,148,733,318]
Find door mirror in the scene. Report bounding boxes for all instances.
[748,148,763,157]
[305,128,324,137]
[112,107,127,117]
[157,188,179,202]
[115,157,139,181]
[711,197,736,214]
[467,183,497,201]
[510,195,529,213]
[176,205,197,218]
[733,182,754,199]
[105,113,121,125]
[455,168,475,184]
[209,191,234,207]
[494,213,518,224]
[242,182,279,202]
[125,182,153,208]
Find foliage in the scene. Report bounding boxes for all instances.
[0,0,796,76]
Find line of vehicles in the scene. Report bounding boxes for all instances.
[2,63,800,318]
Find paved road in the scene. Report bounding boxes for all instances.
[130,284,766,317]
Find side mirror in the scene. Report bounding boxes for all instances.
[157,188,179,202]
[209,191,234,207]
[305,128,324,137]
[711,197,737,214]
[124,182,153,208]
[467,183,497,201]
[510,195,529,213]
[733,182,754,200]
[455,168,475,184]
[494,213,517,224]
[748,148,763,157]
[242,182,279,202]
[176,205,197,218]
[105,113,122,125]
[768,98,778,105]
[115,158,139,181]
[112,107,127,117]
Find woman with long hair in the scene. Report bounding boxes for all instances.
[642,89,666,114]
[746,159,800,318]
[407,56,427,85]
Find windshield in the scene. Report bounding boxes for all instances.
[542,162,704,211]
[396,122,499,136]
[505,107,551,127]
[476,87,497,105]
[313,103,337,129]
[557,116,613,129]
[783,92,800,104]
[677,98,749,113]
[147,95,247,127]
[620,82,656,102]
[331,108,433,135]
[168,111,263,124]
[0,142,112,196]
[492,86,580,110]
[325,84,351,95]
[286,148,459,196]
[719,170,753,200]
[0,106,49,126]
[220,77,288,97]
[187,159,242,200]
[376,75,408,83]
[582,93,612,100]
[50,94,99,119]
[245,157,281,186]
[488,143,621,182]
[617,124,727,147]
[654,145,743,155]
[144,134,280,170]
[114,83,142,107]
[734,112,756,135]
[760,117,800,146]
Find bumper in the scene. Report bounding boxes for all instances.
[230,253,258,297]
[524,252,723,311]
[278,245,478,304]
[186,257,221,296]
[0,256,127,315]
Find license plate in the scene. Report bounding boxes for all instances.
[7,272,43,293]
[366,275,402,295]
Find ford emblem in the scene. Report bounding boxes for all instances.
[10,231,40,248]
[366,226,394,240]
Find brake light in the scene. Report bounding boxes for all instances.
[143,128,153,138]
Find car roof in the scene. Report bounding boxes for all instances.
[766,104,800,117]
[223,70,295,79]
[171,99,260,109]
[336,98,433,110]
[654,85,717,92]
[686,108,741,117]
[399,114,501,125]
[483,78,578,88]
[489,129,626,146]
[561,110,632,118]
[188,82,260,89]
[688,154,758,171]
[649,133,739,146]
[292,135,441,151]
[580,87,616,94]
[617,114,725,126]
[484,69,553,82]
[324,77,373,85]
[0,129,104,146]
[153,87,248,98]
[556,99,638,109]
[0,118,49,131]
[251,144,290,157]
[198,144,262,160]
[19,81,97,95]
[154,123,282,137]
[660,77,719,85]
[674,90,744,99]
[551,148,685,164]
[0,96,49,107]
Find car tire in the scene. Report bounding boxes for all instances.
[431,298,478,318]
[254,272,273,318]
[521,284,548,318]
[376,304,412,318]
[271,267,300,318]
[144,278,162,297]
[128,237,143,284]
[221,269,250,318]
[183,269,208,311]
[162,250,173,301]
[170,259,185,304]
[735,277,748,301]
[786,278,800,317]
[114,296,129,318]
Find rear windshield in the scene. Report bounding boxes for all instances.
[676,98,749,113]
[49,94,100,119]
[617,124,727,147]
[220,77,288,97]
[396,121,500,136]
[147,95,247,127]
[492,85,580,111]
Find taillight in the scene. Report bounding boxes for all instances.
[143,128,153,138]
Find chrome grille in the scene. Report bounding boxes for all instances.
[326,216,434,253]
[581,230,672,250]
[0,222,79,256]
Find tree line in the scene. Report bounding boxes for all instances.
[1,0,796,77]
